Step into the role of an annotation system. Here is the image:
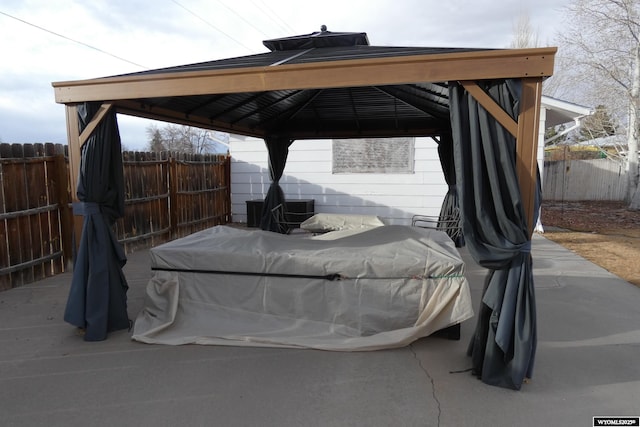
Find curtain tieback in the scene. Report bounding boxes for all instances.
[520,240,532,253]
[72,202,102,215]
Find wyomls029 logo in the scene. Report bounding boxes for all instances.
[593,417,640,426]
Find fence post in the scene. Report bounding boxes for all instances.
[169,155,178,239]
[53,148,73,271]
[225,155,232,222]
[0,144,11,290]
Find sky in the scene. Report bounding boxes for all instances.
[0,0,574,151]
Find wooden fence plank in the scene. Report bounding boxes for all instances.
[24,143,46,281]
[50,143,70,273]
[0,150,8,291]
[6,144,27,285]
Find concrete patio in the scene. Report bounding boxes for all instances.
[1,234,639,427]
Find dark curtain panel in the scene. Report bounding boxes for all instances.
[63,102,130,341]
[260,136,294,233]
[436,133,464,247]
[449,80,538,390]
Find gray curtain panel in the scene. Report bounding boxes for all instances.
[260,136,294,233]
[64,102,130,341]
[449,80,538,390]
[436,132,464,247]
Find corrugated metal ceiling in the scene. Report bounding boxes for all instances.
[109,29,494,138]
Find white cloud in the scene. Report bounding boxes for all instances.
[0,0,573,149]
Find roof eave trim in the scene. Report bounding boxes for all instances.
[52,47,557,104]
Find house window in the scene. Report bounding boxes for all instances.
[332,137,415,174]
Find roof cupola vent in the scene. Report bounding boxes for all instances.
[263,27,369,51]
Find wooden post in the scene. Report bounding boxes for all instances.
[65,104,84,256]
[515,77,543,235]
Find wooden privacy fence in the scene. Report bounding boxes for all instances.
[543,159,628,201]
[117,151,231,251]
[0,143,69,291]
[0,144,231,291]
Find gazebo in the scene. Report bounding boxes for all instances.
[52,27,556,390]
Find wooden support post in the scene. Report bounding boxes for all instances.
[65,105,84,256]
[515,77,543,235]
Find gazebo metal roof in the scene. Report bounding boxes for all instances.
[52,27,556,231]
[53,28,554,140]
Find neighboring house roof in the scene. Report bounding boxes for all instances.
[540,95,593,146]
[541,95,593,128]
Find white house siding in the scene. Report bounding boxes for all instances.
[230,136,448,225]
[538,106,546,181]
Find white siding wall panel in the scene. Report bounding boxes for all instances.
[230,137,448,225]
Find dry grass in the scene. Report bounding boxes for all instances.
[541,201,640,287]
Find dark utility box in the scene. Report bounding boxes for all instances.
[246,199,315,228]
